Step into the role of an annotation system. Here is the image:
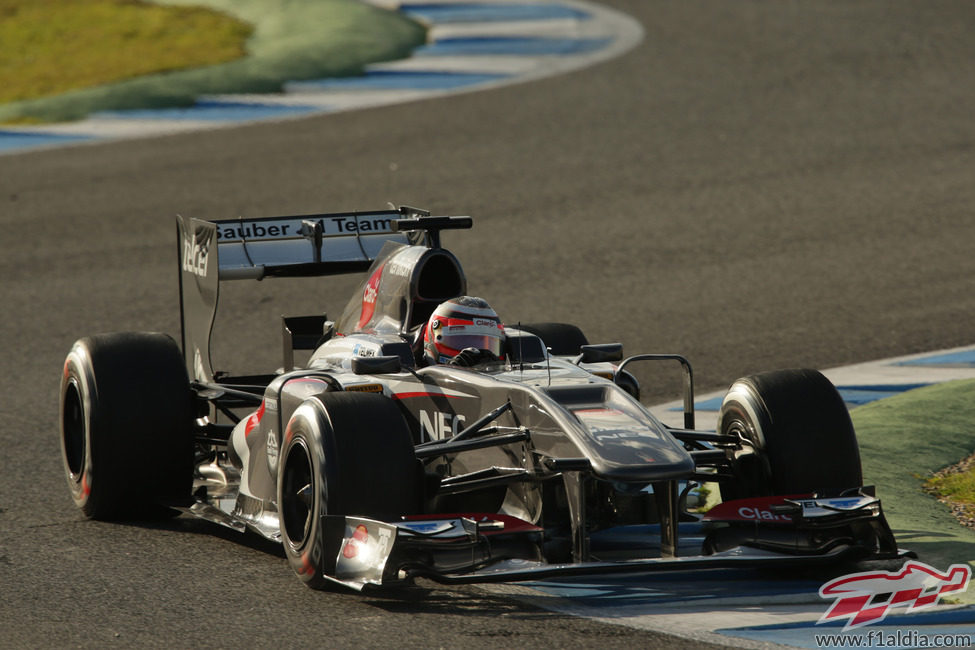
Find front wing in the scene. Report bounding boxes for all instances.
[320,494,907,591]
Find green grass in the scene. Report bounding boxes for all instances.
[850,378,975,600]
[0,0,427,123]
[0,0,252,105]
[928,467,975,505]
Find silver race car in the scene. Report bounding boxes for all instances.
[59,207,904,590]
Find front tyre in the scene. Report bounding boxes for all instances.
[277,392,420,589]
[59,332,194,519]
[718,368,862,499]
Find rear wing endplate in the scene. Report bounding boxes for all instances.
[176,210,410,382]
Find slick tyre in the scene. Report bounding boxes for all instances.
[278,392,420,589]
[59,332,195,520]
[718,368,862,499]
[519,322,589,356]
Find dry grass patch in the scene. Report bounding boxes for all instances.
[0,0,252,103]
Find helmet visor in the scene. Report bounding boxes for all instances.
[440,333,504,358]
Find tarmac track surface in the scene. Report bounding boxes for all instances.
[2,1,975,647]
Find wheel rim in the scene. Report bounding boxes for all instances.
[62,379,86,479]
[720,398,765,452]
[726,416,756,448]
[281,439,315,549]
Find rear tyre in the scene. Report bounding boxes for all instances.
[278,392,421,589]
[518,322,589,356]
[59,332,195,520]
[718,368,861,499]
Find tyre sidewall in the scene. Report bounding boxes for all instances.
[60,341,100,515]
[717,388,773,498]
[278,403,335,590]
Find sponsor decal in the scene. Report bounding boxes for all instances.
[214,215,393,242]
[265,430,279,472]
[327,215,392,234]
[702,495,806,524]
[398,520,458,535]
[818,560,971,630]
[182,226,212,277]
[736,505,793,523]
[343,524,370,559]
[377,526,392,559]
[420,409,467,441]
[340,524,393,566]
[298,550,315,576]
[357,263,385,329]
[216,222,292,241]
[792,495,879,519]
[351,343,376,357]
[573,407,648,440]
[400,513,544,536]
[244,400,266,438]
[192,348,207,382]
[385,258,412,278]
[345,384,383,393]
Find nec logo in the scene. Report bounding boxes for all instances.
[818,560,971,630]
[419,410,466,441]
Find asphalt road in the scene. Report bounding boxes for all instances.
[3,1,975,647]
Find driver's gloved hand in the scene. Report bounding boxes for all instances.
[449,347,498,367]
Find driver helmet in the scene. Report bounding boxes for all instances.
[423,296,505,365]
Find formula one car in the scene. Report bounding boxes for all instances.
[59,207,905,590]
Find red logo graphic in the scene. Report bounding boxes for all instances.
[244,400,265,438]
[343,524,369,560]
[357,264,385,329]
[818,560,971,630]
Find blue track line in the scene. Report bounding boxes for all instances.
[416,36,611,56]
[401,2,591,23]
[94,101,321,122]
[0,130,92,152]
[291,69,509,91]
[897,349,975,367]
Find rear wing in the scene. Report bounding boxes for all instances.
[176,209,411,382]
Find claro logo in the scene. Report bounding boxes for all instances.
[737,506,792,523]
[357,263,384,329]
